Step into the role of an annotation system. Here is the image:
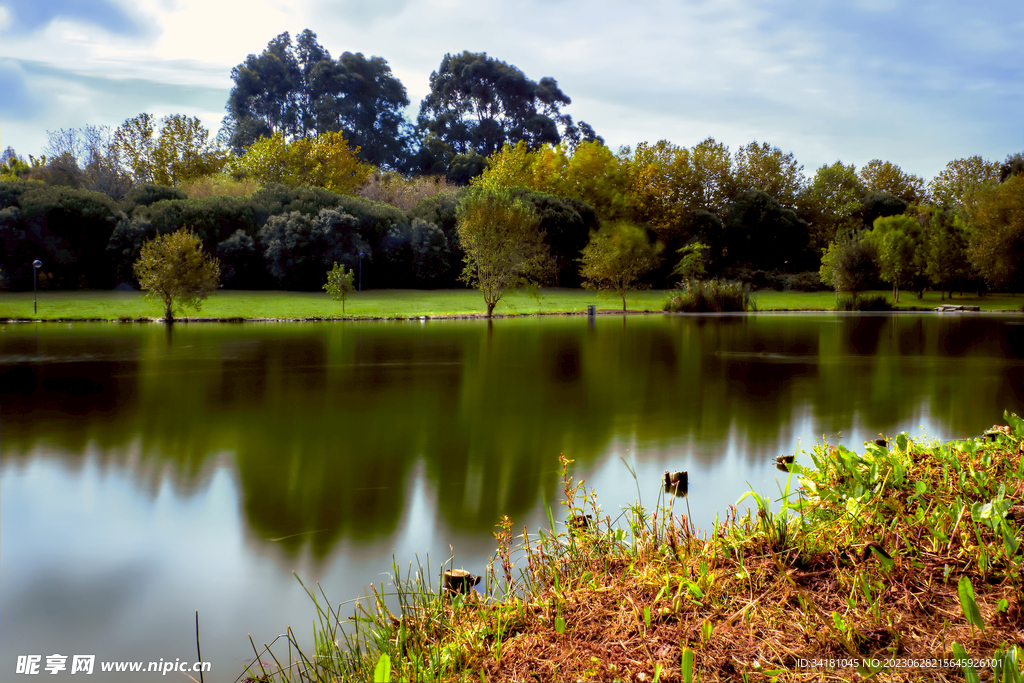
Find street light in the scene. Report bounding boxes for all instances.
[358,252,365,293]
[32,260,42,315]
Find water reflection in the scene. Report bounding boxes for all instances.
[2,314,1023,562]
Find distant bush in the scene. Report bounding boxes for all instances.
[731,268,828,292]
[181,173,260,199]
[665,279,751,312]
[838,295,895,311]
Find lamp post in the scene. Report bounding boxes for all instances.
[32,260,42,315]
[358,252,365,293]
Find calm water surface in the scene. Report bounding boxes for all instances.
[2,313,1022,680]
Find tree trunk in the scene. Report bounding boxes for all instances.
[621,290,627,311]
[486,301,495,318]
[165,300,174,324]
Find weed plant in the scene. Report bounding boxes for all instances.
[664,279,752,313]
[243,415,1024,682]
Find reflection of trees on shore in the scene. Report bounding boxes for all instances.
[1,315,1021,558]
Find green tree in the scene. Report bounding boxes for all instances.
[225,30,412,167]
[231,131,371,194]
[923,208,970,299]
[803,161,865,250]
[732,141,805,209]
[113,113,157,184]
[928,155,1000,213]
[152,115,227,187]
[672,242,709,280]
[858,159,925,204]
[579,221,663,311]
[456,187,553,317]
[323,262,356,313]
[967,174,1024,289]
[868,214,920,303]
[417,51,599,157]
[133,229,220,322]
[819,234,877,305]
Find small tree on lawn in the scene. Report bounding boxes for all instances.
[819,233,876,307]
[324,262,356,314]
[133,229,220,323]
[672,241,709,281]
[456,187,553,317]
[580,221,663,311]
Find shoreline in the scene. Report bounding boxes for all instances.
[3,308,1023,324]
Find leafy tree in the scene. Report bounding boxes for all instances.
[928,155,1000,213]
[216,229,264,289]
[999,152,1023,182]
[860,191,908,229]
[688,138,735,217]
[409,219,450,285]
[133,229,220,322]
[672,242,709,280]
[676,209,726,276]
[724,190,810,270]
[858,159,924,204]
[417,52,598,157]
[456,187,553,317]
[967,174,1024,289]
[259,208,369,289]
[323,262,356,313]
[113,114,226,188]
[580,222,663,310]
[923,208,970,299]
[627,140,693,237]
[819,234,877,304]
[113,114,157,184]
[40,126,132,199]
[478,140,632,222]
[15,184,121,288]
[802,161,865,250]
[151,115,227,186]
[231,131,371,194]
[226,32,302,145]
[732,141,805,209]
[868,214,920,303]
[226,30,410,167]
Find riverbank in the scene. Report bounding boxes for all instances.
[244,415,1024,682]
[1,288,1022,322]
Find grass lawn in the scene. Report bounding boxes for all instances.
[0,288,1020,321]
[752,289,1024,311]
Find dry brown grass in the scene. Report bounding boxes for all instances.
[244,422,1024,683]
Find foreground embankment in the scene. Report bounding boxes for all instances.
[243,414,1024,682]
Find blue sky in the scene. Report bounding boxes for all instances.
[0,0,1021,181]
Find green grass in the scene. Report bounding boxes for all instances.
[752,289,1024,311]
[1,288,1021,321]
[0,288,669,321]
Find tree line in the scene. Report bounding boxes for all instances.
[1,27,1021,298]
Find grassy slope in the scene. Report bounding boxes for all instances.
[246,420,1024,683]
[1,288,1021,321]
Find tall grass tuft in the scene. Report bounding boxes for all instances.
[664,279,751,312]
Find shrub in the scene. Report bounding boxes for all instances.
[664,279,751,312]
[837,295,895,311]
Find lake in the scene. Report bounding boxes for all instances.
[2,313,1022,680]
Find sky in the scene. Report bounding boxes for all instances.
[0,0,1021,182]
